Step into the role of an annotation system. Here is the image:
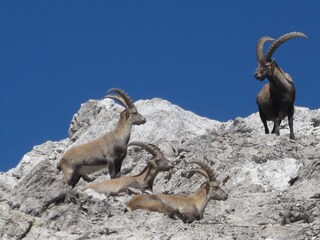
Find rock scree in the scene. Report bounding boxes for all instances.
[1,98,320,239]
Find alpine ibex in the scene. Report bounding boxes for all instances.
[84,141,174,195]
[254,32,307,140]
[57,88,146,187]
[125,160,228,223]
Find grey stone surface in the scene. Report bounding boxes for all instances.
[1,98,320,239]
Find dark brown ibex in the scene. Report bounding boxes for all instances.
[254,32,307,140]
[57,88,146,187]
[125,160,228,223]
[83,142,174,195]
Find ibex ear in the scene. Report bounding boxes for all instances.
[125,110,130,119]
[148,159,157,167]
[266,60,276,72]
[266,60,277,68]
[120,110,125,116]
[205,183,210,193]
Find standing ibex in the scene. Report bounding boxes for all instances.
[254,32,307,140]
[83,141,174,195]
[58,88,146,187]
[125,160,228,223]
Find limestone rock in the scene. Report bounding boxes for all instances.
[1,97,320,239]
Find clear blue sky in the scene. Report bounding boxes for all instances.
[1,1,319,171]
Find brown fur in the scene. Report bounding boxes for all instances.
[255,61,296,139]
[254,32,307,139]
[84,143,174,195]
[58,100,146,188]
[125,162,228,223]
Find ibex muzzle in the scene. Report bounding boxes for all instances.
[84,142,174,195]
[125,160,228,223]
[57,88,146,187]
[254,32,307,140]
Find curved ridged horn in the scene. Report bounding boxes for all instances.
[128,141,162,157]
[104,94,128,109]
[188,168,210,181]
[264,32,308,61]
[188,160,216,181]
[108,88,134,108]
[256,36,274,62]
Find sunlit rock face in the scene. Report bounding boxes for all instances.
[1,98,320,239]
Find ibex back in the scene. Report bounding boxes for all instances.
[125,160,228,223]
[57,88,146,187]
[254,32,307,140]
[84,142,174,195]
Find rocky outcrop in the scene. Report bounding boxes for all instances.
[1,98,320,239]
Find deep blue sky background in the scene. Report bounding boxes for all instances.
[1,1,319,171]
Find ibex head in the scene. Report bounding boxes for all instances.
[128,141,174,171]
[188,160,228,201]
[254,32,308,81]
[105,88,146,125]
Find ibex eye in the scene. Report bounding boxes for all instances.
[58,88,146,188]
[254,32,307,140]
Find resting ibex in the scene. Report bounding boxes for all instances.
[84,141,174,195]
[58,88,146,187]
[125,160,228,223]
[254,32,307,140]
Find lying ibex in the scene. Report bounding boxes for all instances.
[125,160,228,223]
[254,32,307,140]
[83,141,174,195]
[58,88,146,187]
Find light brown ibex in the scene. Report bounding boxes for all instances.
[57,88,146,187]
[83,141,174,195]
[254,32,307,140]
[125,160,228,223]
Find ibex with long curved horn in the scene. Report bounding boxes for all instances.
[83,142,174,195]
[58,88,146,187]
[254,32,307,139]
[125,160,228,223]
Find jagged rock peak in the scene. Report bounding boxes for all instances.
[1,97,320,239]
